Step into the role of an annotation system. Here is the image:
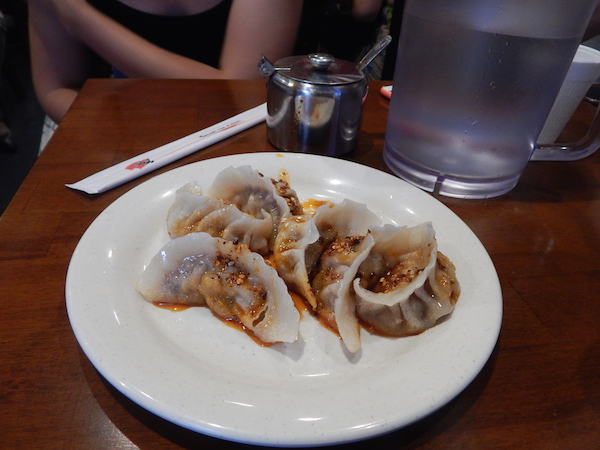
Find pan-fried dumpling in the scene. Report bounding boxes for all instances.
[167,181,223,235]
[208,165,302,248]
[273,200,380,308]
[137,232,300,344]
[274,199,380,352]
[311,233,375,353]
[273,213,322,308]
[274,199,380,308]
[167,166,302,254]
[167,182,274,255]
[354,223,460,337]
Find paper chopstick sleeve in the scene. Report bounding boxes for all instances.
[65,103,267,195]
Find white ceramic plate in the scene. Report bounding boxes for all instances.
[66,152,502,447]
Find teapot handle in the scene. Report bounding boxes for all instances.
[531,99,600,161]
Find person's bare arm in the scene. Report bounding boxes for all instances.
[29,1,92,122]
[52,0,303,79]
[219,0,303,77]
[351,0,382,23]
[29,0,302,121]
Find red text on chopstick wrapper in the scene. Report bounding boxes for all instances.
[126,159,154,170]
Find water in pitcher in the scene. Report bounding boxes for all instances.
[384,12,581,198]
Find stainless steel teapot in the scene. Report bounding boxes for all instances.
[259,53,368,156]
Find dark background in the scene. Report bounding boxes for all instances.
[0,0,45,215]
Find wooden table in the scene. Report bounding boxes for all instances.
[1,79,599,449]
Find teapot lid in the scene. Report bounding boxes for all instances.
[274,53,365,85]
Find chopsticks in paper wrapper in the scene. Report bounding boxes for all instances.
[66,103,267,195]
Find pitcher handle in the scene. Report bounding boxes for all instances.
[531,98,600,161]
